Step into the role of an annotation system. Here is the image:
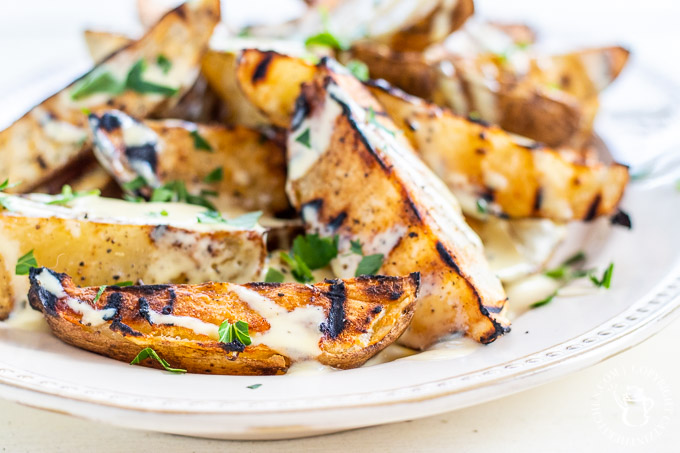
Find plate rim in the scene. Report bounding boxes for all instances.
[1,261,679,416]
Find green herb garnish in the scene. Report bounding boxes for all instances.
[122,175,147,193]
[190,129,213,152]
[264,268,285,283]
[47,185,100,205]
[116,281,134,287]
[92,285,107,305]
[367,107,395,136]
[0,179,20,192]
[203,167,223,183]
[15,250,38,275]
[350,239,363,255]
[476,198,489,214]
[346,59,369,81]
[305,31,348,50]
[150,181,216,210]
[247,383,262,389]
[280,251,314,283]
[70,71,123,100]
[156,54,172,74]
[355,253,384,276]
[589,263,614,289]
[292,234,338,270]
[295,128,311,148]
[544,251,587,279]
[130,347,186,374]
[529,291,557,309]
[196,210,262,229]
[125,59,178,96]
[218,320,252,346]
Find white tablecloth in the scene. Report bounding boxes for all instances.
[0,1,678,451]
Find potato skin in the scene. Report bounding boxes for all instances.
[28,268,419,374]
[0,207,266,320]
[368,81,629,221]
[286,61,509,348]
[0,0,219,192]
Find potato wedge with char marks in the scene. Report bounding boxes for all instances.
[367,81,629,221]
[286,59,509,348]
[0,0,219,192]
[89,110,290,215]
[28,268,419,374]
[0,194,265,319]
[83,30,134,63]
[350,42,628,148]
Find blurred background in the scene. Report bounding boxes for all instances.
[1,0,679,171]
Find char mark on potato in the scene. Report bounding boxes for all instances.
[584,194,602,221]
[321,280,347,339]
[435,241,461,275]
[251,51,275,84]
[125,143,158,173]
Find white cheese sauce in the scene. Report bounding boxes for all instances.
[229,285,326,361]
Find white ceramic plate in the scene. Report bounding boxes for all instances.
[1,43,680,442]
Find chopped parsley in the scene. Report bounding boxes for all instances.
[532,253,614,308]
[350,239,363,255]
[116,281,134,287]
[0,179,20,192]
[92,285,107,305]
[147,210,169,217]
[130,347,186,374]
[70,71,123,101]
[71,58,178,101]
[125,59,178,96]
[218,320,252,346]
[367,107,395,136]
[124,194,145,203]
[150,180,217,210]
[476,198,489,214]
[246,383,262,390]
[15,250,38,275]
[280,251,314,283]
[295,128,311,148]
[190,129,213,152]
[355,253,384,276]
[589,263,614,289]
[196,210,262,229]
[292,234,338,270]
[264,268,285,283]
[156,54,172,74]
[203,166,223,183]
[122,176,147,193]
[47,185,100,206]
[305,31,347,50]
[346,59,369,81]
[529,291,557,309]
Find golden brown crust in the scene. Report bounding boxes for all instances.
[28,269,419,374]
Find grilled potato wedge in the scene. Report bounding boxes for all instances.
[368,81,630,221]
[0,0,219,192]
[89,110,290,215]
[83,29,228,124]
[247,0,473,53]
[0,194,265,319]
[32,153,119,197]
[83,30,133,63]
[236,50,317,128]
[350,42,628,148]
[286,59,509,348]
[28,268,420,374]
